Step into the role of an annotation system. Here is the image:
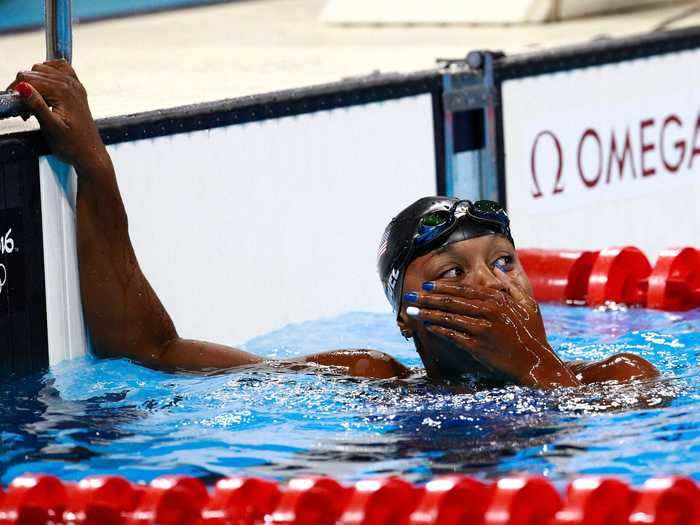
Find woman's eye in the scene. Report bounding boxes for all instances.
[493,255,514,272]
[439,267,462,279]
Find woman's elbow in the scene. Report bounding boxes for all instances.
[579,352,660,384]
[348,350,410,379]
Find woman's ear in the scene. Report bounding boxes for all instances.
[397,315,413,340]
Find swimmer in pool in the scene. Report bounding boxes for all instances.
[10,61,659,389]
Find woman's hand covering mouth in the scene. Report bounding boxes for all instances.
[404,271,580,389]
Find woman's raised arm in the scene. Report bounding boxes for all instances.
[9,60,409,380]
[10,60,263,372]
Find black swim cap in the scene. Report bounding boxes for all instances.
[377,196,513,314]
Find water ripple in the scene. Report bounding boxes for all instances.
[2,306,700,485]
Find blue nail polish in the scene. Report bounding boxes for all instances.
[422,282,435,291]
[404,292,418,303]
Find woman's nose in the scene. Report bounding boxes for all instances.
[462,265,506,291]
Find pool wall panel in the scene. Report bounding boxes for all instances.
[495,26,700,259]
[110,95,437,347]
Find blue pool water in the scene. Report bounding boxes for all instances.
[0,304,698,487]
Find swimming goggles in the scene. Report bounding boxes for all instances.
[413,199,513,250]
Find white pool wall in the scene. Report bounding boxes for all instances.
[503,48,700,258]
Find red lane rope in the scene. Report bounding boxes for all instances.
[518,246,700,310]
[0,474,697,525]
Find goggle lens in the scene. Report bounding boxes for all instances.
[470,200,509,226]
[473,200,502,213]
[416,210,453,245]
[421,210,451,227]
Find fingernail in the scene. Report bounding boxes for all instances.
[15,82,31,99]
[406,306,420,317]
[422,282,435,291]
[404,292,418,303]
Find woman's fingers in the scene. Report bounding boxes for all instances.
[406,305,491,334]
[493,267,525,301]
[16,70,67,88]
[14,82,58,131]
[421,280,503,300]
[31,63,70,79]
[493,268,538,313]
[425,324,480,351]
[14,72,67,103]
[7,61,73,90]
[405,291,495,319]
[43,58,79,79]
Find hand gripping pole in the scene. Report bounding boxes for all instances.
[0,0,72,119]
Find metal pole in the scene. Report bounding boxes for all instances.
[0,0,73,119]
[46,0,73,62]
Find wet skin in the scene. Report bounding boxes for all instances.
[397,235,659,386]
[10,61,659,388]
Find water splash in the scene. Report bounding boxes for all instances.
[1,306,699,486]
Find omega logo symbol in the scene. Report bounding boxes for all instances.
[529,114,700,199]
